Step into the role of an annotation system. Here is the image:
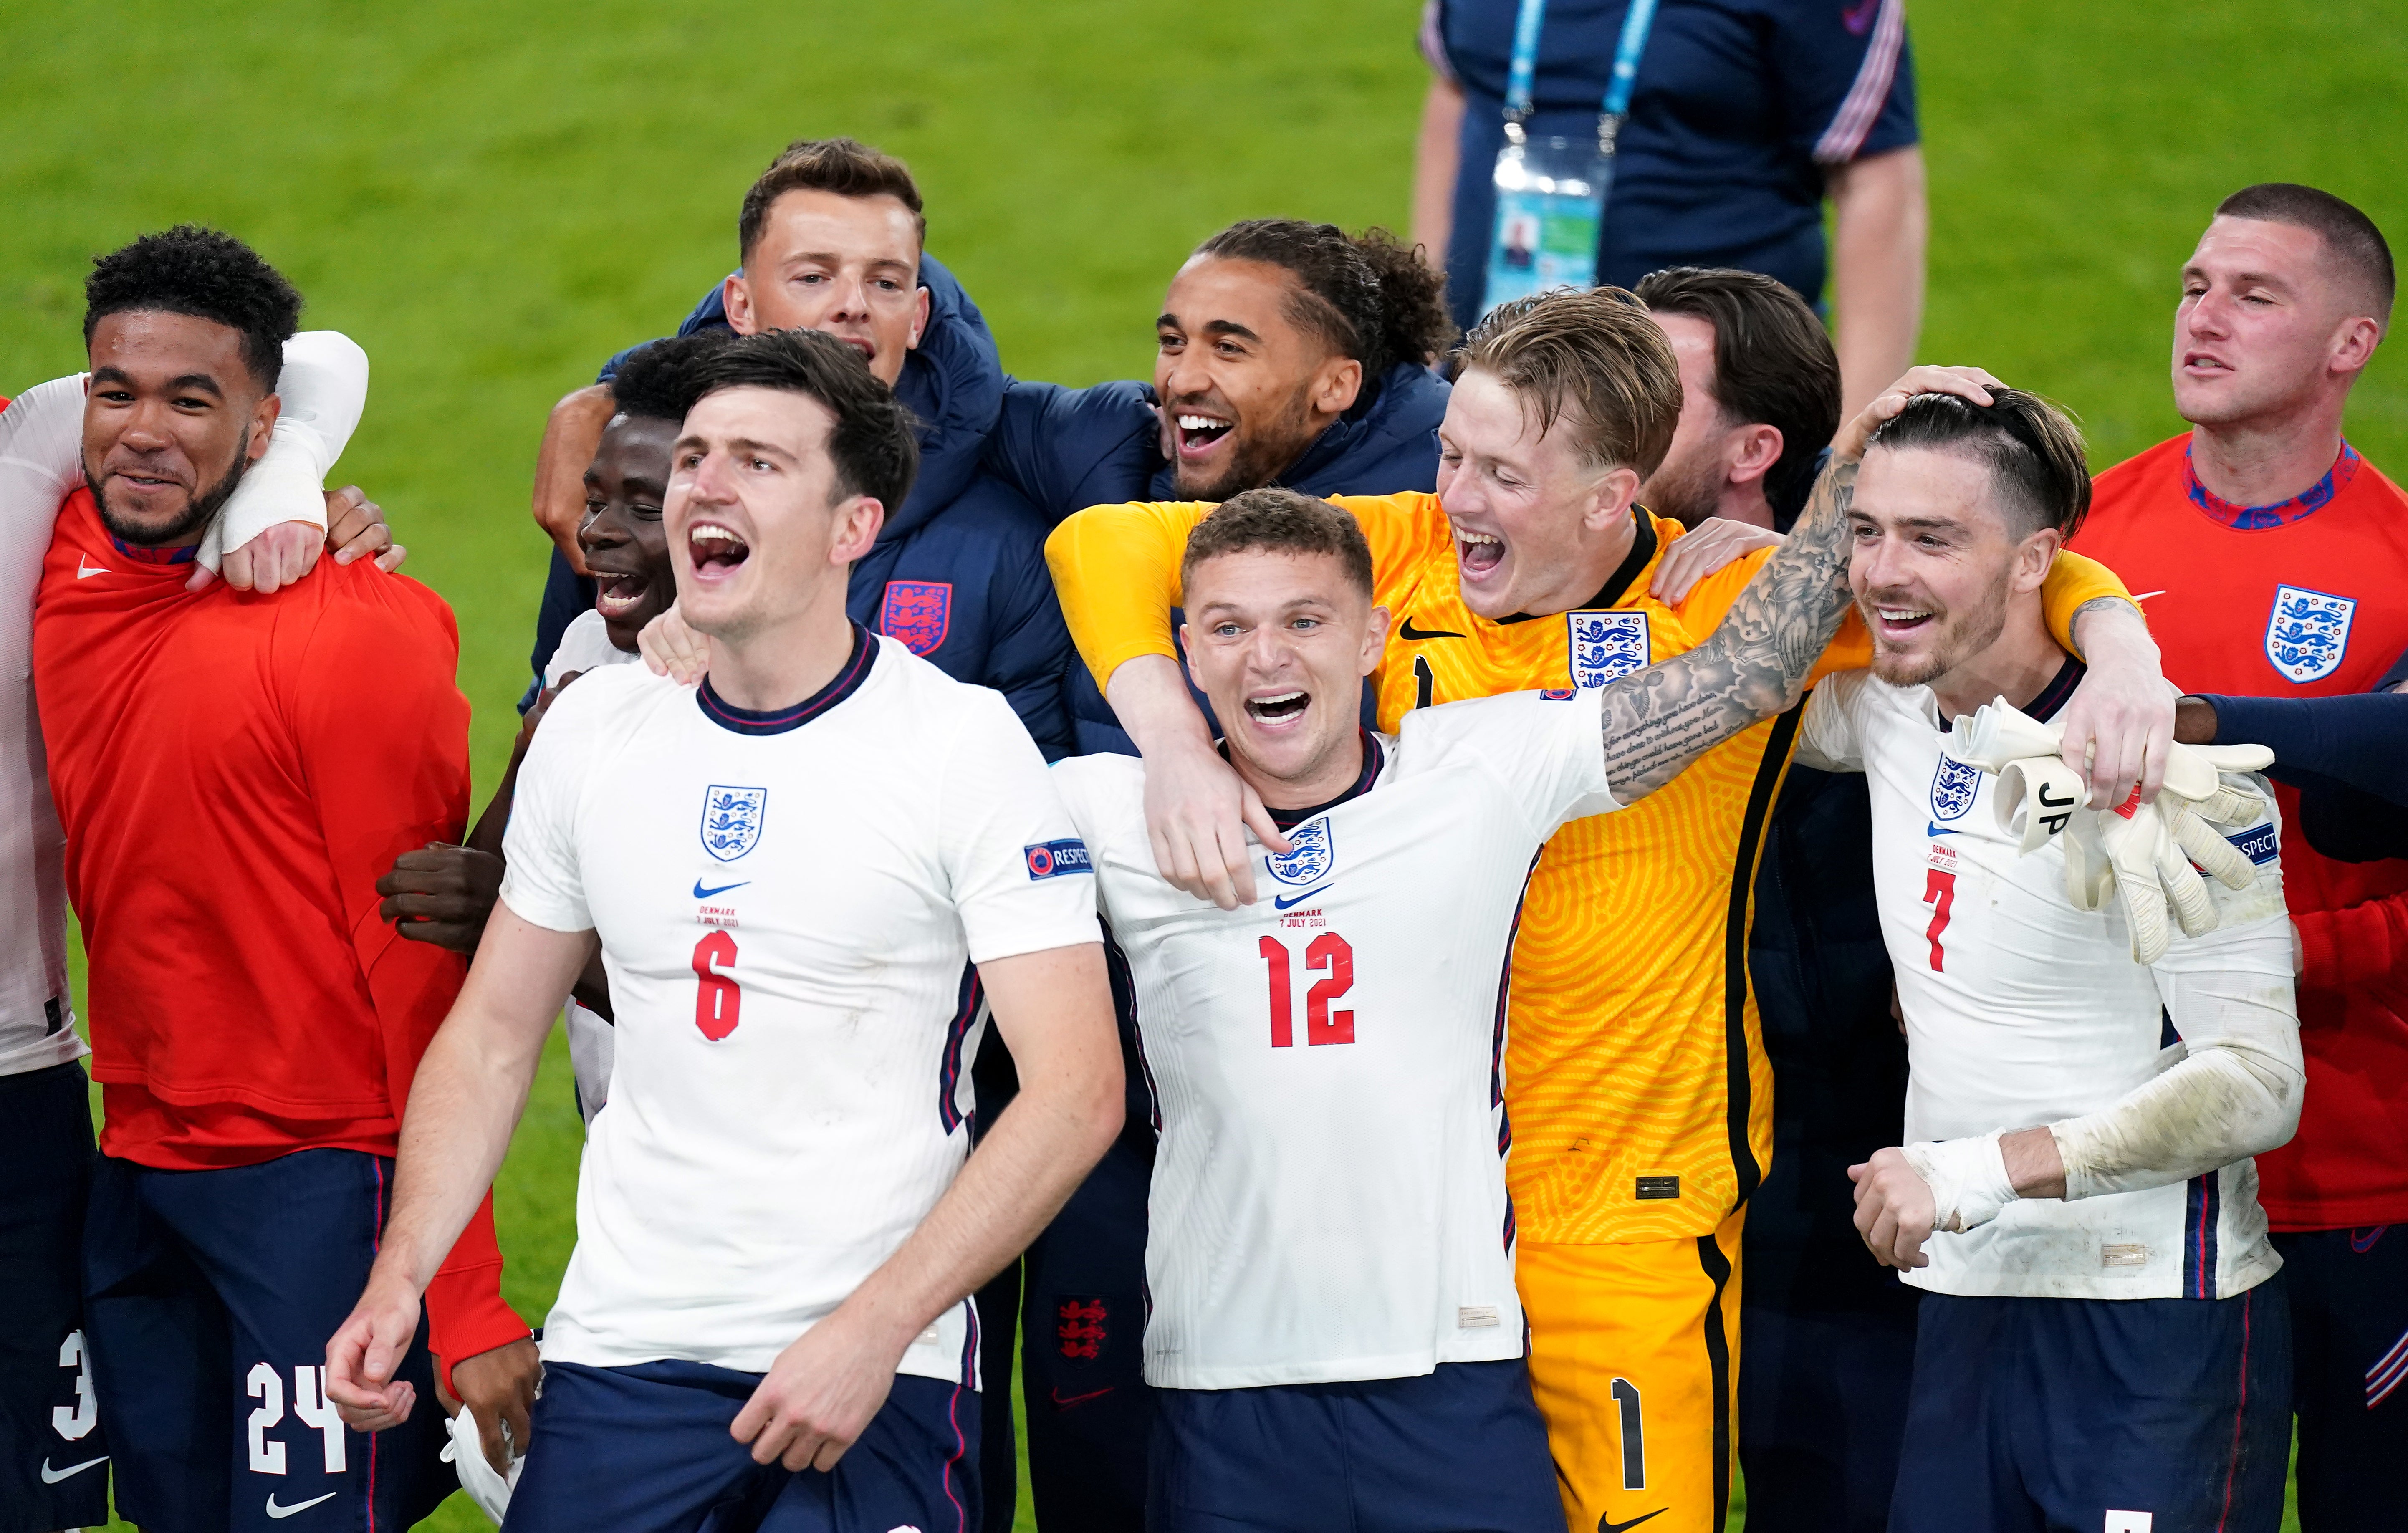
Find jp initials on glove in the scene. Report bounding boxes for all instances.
[1953,698,2276,963]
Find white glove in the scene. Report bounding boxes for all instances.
[441,1405,522,1525]
[2097,795,2218,963]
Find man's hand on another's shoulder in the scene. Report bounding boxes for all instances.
[639,604,712,686]
[439,1336,539,1476]
[188,485,408,594]
[379,843,505,954]
[1647,517,1783,607]
[1848,1147,1937,1270]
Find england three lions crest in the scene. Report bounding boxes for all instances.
[1928,755,1982,823]
[1567,610,1649,689]
[700,785,768,862]
[2265,584,2355,684]
[1265,817,1334,886]
[879,580,953,657]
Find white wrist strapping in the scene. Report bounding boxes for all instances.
[1900,1133,2019,1234]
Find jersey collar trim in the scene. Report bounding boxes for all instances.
[1245,731,1387,831]
[1494,509,1658,625]
[2183,439,2358,530]
[695,622,876,737]
[106,535,199,566]
[2024,653,2087,725]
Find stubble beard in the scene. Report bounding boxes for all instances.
[1175,380,1324,502]
[1862,579,2011,692]
[88,452,250,550]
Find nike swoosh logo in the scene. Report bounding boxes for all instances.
[266,1491,339,1518]
[693,879,749,899]
[1397,617,1466,641]
[1272,884,1332,910]
[40,1455,107,1483]
[1926,823,1958,838]
[2129,589,2166,602]
[76,556,111,579]
[1599,1510,1667,1533]
[1050,1385,1114,1407]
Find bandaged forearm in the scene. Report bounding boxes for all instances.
[200,330,369,570]
[1901,1133,2017,1234]
[2052,966,2302,1201]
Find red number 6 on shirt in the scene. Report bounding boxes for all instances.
[692,930,742,1040]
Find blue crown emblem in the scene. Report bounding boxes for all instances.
[1265,817,1335,886]
[700,785,768,862]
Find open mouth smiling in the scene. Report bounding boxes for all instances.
[1455,528,1504,577]
[1175,413,1234,457]
[1244,689,1309,725]
[687,521,751,578]
[591,566,654,619]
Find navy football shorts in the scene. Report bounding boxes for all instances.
[2274,1225,2408,1532]
[0,1061,110,1533]
[506,1359,981,1533]
[1890,1281,2291,1533]
[1147,1358,1562,1533]
[83,1147,452,1533]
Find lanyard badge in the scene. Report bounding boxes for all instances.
[1481,0,1660,318]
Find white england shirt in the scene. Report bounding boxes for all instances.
[1796,664,2292,1301]
[500,629,1099,1383]
[0,338,358,1078]
[1052,687,1621,1389]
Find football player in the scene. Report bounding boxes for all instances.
[2070,184,2408,1531]
[325,329,1123,1533]
[1836,388,2297,1532]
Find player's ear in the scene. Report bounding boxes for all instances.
[246,392,283,464]
[1313,354,1364,418]
[907,285,930,351]
[2015,527,2062,593]
[1584,464,1642,532]
[1728,422,1783,487]
[830,494,884,566]
[723,272,758,337]
[1361,604,1391,674]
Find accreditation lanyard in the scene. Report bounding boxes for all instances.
[1502,0,1661,157]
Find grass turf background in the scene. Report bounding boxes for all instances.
[4,2,2401,1526]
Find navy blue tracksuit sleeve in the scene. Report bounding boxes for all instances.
[2205,664,2408,863]
[975,532,1077,762]
[984,379,1161,524]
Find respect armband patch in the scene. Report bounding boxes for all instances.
[1024,839,1094,880]
[2225,823,2278,866]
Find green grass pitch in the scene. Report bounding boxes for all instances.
[5,2,2401,1526]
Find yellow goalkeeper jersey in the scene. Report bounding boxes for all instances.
[1046,492,2130,1244]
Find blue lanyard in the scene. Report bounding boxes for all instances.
[1502,0,1661,152]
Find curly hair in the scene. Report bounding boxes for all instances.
[605,331,738,424]
[1193,220,1457,381]
[83,225,301,392]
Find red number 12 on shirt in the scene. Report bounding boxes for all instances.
[1260,934,1356,1047]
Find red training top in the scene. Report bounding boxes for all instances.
[33,489,524,1373]
[2075,433,2408,1232]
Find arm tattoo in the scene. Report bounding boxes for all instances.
[1598,455,1861,802]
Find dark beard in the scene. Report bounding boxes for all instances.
[88,452,250,549]
[1173,384,1324,502]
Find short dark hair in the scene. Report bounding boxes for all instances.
[1454,287,1683,475]
[1635,266,1842,512]
[606,331,736,424]
[1867,389,2092,540]
[83,225,301,392]
[686,329,920,513]
[1181,487,1375,600]
[1192,220,1458,381]
[738,138,926,266]
[2215,182,2394,324]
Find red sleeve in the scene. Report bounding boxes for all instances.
[2295,889,2408,1006]
[286,573,528,1386]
